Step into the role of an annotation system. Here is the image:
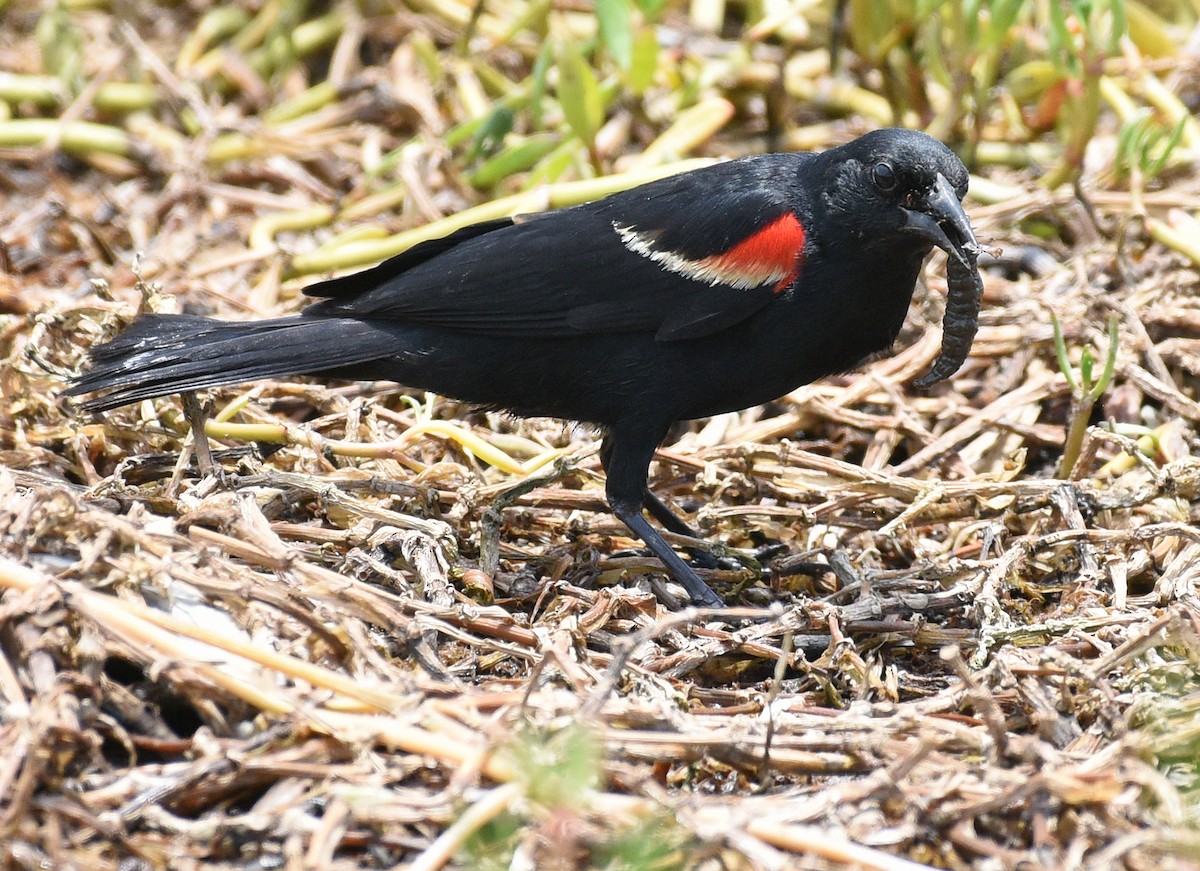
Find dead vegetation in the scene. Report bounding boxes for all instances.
[3,0,1200,868]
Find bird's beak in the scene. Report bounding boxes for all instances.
[901,173,978,268]
[906,172,986,390]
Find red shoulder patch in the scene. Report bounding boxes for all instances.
[699,213,806,293]
[614,212,807,292]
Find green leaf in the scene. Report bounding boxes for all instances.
[988,0,1027,48]
[847,0,896,62]
[460,812,522,871]
[468,106,515,160]
[1108,0,1127,53]
[1088,316,1121,403]
[499,0,552,45]
[511,724,600,809]
[1051,314,1078,394]
[1047,0,1076,75]
[915,0,948,21]
[531,40,554,129]
[627,28,659,94]
[36,1,84,93]
[469,133,560,187]
[632,0,669,15]
[1145,114,1187,180]
[556,40,604,148]
[596,0,634,70]
[526,138,585,187]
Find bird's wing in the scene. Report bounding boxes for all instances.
[304,157,812,341]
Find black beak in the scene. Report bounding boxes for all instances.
[905,172,985,390]
[901,173,978,267]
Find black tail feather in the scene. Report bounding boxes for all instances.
[66,313,403,412]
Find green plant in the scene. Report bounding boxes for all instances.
[457,724,696,869]
[1041,0,1126,187]
[1052,313,1120,478]
[1115,109,1187,211]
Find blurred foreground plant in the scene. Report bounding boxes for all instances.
[458,723,691,870]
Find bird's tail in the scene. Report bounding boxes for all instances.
[65,313,402,411]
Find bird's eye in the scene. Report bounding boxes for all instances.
[872,162,896,192]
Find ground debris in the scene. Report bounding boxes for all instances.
[3,2,1200,869]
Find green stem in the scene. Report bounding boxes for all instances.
[1059,399,1094,479]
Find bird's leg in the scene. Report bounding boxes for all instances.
[600,434,730,569]
[602,429,724,608]
[599,435,700,535]
[641,489,700,537]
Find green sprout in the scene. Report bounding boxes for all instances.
[1052,313,1120,478]
[1117,110,1188,182]
[1116,109,1187,212]
[458,723,694,869]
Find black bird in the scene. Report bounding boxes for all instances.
[67,128,983,609]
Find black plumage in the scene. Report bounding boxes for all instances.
[67,128,983,608]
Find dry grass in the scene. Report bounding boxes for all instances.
[3,1,1200,869]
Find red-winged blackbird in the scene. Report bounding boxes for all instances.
[67,128,982,609]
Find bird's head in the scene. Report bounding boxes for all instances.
[814,128,984,387]
[818,128,977,262]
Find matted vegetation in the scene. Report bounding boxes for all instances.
[3,0,1200,867]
